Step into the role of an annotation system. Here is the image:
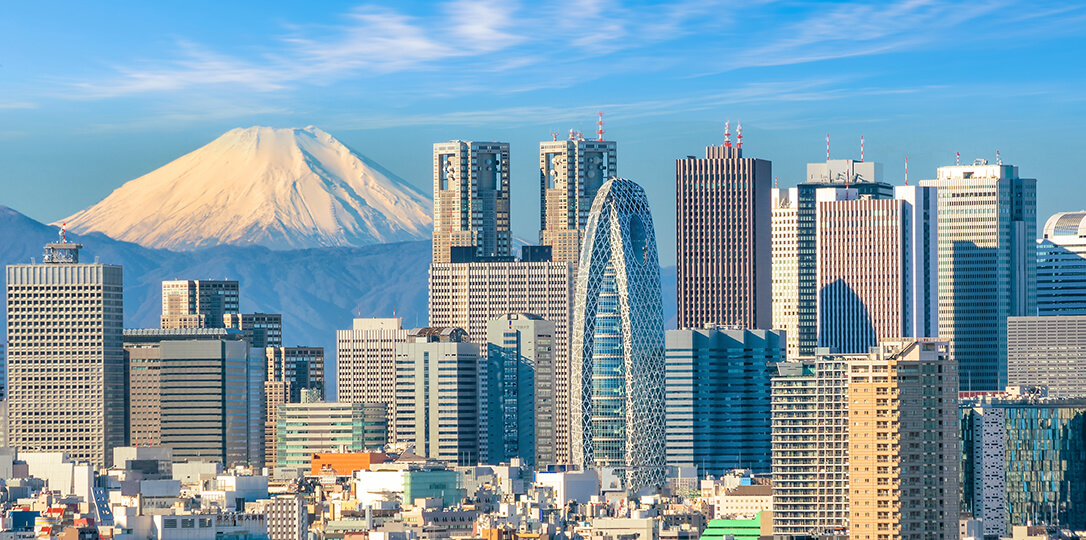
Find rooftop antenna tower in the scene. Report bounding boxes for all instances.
[826,133,830,162]
[551,132,558,142]
[596,112,605,141]
[904,157,909,186]
[956,152,960,166]
[860,135,864,162]
[724,119,731,147]
[736,120,743,151]
[996,150,1001,165]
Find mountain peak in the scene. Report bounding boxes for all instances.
[60,127,433,251]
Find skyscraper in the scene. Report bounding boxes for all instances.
[485,313,556,468]
[1037,211,1086,315]
[664,327,783,476]
[675,129,772,330]
[1007,315,1086,398]
[160,279,239,329]
[124,327,261,466]
[771,340,959,538]
[920,159,1037,390]
[6,239,125,467]
[774,159,894,356]
[429,261,575,464]
[771,188,800,358]
[539,134,617,263]
[394,327,480,465]
[335,317,407,423]
[432,141,511,263]
[815,185,938,353]
[571,177,666,493]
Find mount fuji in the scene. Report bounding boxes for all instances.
[59,126,433,251]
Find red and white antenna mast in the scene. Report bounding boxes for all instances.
[956,151,960,166]
[860,135,864,162]
[551,132,558,142]
[904,157,909,186]
[826,133,830,162]
[736,120,743,151]
[996,150,1001,165]
[61,222,67,243]
[596,112,605,141]
[724,119,731,148]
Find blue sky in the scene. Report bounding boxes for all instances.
[2,0,1085,264]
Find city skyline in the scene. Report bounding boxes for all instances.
[3,1,1086,265]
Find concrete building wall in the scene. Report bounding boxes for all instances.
[1007,315,1086,397]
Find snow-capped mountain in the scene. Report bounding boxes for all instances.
[59,126,433,251]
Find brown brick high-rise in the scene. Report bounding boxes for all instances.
[675,143,772,330]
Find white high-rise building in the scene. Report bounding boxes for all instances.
[6,239,125,467]
[335,318,407,439]
[394,327,480,465]
[771,187,799,358]
[429,261,575,465]
[920,159,1036,390]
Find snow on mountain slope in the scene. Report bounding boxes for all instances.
[59,126,433,251]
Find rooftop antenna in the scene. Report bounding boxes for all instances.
[904,157,909,186]
[956,152,960,166]
[826,133,830,162]
[774,176,778,188]
[860,135,864,162]
[596,112,605,141]
[568,129,576,141]
[61,222,67,243]
[724,119,731,148]
[996,150,1001,165]
[736,120,743,151]
[551,132,558,142]
[357,306,361,319]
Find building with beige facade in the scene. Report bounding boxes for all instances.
[335,318,407,438]
[432,141,511,263]
[772,187,799,358]
[6,241,125,467]
[675,139,772,330]
[429,261,575,465]
[847,339,958,540]
[160,279,239,329]
[264,346,325,467]
[538,135,617,263]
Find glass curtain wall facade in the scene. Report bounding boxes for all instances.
[571,177,666,494]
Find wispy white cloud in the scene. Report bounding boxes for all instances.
[0,101,38,110]
[55,0,1086,108]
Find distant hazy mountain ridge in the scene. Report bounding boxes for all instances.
[58,126,434,251]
